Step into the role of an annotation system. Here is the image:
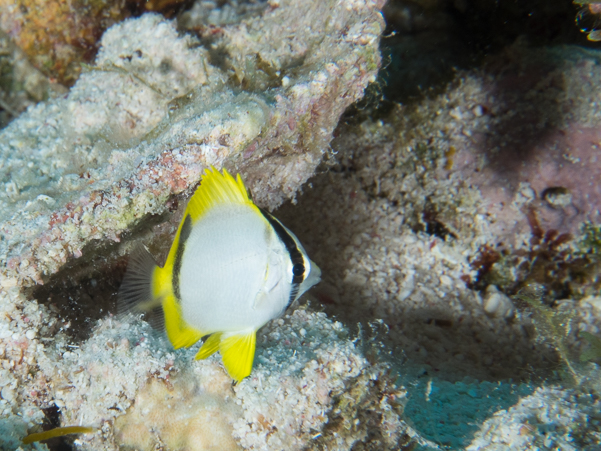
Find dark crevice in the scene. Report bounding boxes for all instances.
[38,404,75,451]
[26,210,174,343]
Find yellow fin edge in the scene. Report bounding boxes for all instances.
[154,219,204,350]
[158,167,253,296]
[195,332,223,359]
[219,331,257,382]
[195,331,258,381]
[22,426,96,444]
[186,167,255,223]
[162,294,204,349]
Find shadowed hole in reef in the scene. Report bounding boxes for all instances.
[37,404,76,451]
[28,247,126,343]
[378,0,589,106]
[27,211,176,343]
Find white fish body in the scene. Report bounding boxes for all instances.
[180,203,291,332]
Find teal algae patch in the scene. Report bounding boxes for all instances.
[403,375,534,449]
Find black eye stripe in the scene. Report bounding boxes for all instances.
[259,208,305,286]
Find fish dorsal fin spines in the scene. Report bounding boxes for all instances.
[186,167,254,223]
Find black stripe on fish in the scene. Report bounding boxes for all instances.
[259,208,305,304]
[173,214,192,302]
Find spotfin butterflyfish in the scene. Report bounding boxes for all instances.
[119,167,321,381]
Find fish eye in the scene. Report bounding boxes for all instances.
[293,263,304,276]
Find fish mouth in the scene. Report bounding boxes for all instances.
[307,260,322,286]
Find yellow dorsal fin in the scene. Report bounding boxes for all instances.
[160,167,253,278]
[195,332,223,359]
[219,330,257,382]
[162,294,204,349]
[186,166,254,223]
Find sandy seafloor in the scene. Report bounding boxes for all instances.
[1,0,601,450]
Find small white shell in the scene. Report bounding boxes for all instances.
[483,285,514,319]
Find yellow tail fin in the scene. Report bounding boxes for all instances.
[219,331,257,382]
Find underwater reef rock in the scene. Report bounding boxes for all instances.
[276,40,601,448]
[437,45,601,247]
[113,306,419,450]
[0,0,388,449]
[179,0,269,32]
[466,386,601,450]
[277,115,552,382]
[0,0,130,86]
[7,305,414,450]
[0,29,66,128]
[0,0,384,288]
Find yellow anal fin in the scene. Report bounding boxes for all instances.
[220,330,257,382]
[186,167,255,223]
[22,426,96,444]
[162,294,204,349]
[195,333,222,360]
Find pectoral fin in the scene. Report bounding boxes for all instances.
[219,331,257,382]
[195,333,222,359]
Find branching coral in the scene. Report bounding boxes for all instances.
[470,206,601,302]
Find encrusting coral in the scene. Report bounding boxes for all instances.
[0,0,385,289]
[0,0,130,86]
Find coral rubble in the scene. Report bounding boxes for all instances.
[276,38,601,449]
